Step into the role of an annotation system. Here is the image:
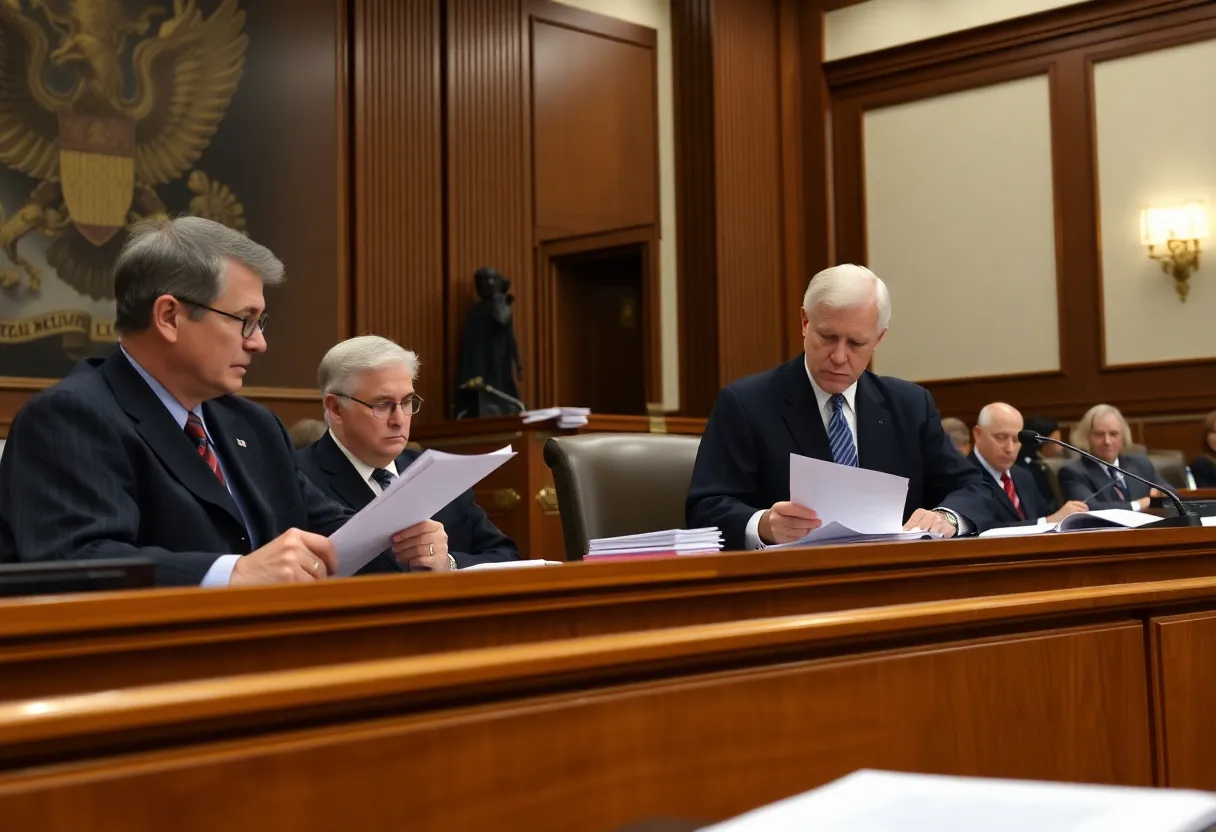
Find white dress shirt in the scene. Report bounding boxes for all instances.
[330,430,400,494]
[974,450,1048,525]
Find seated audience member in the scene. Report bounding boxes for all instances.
[0,217,417,586]
[1018,414,1064,509]
[296,336,520,570]
[289,418,328,450]
[969,403,1087,527]
[686,264,995,550]
[1190,411,1216,488]
[941,417,971,457]
[1058,404,1165,511]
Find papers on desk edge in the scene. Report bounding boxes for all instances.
[329,446,515,576]
[979,507,1161,538]
[703,769,1216,832]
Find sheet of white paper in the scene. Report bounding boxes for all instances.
[980,523,1059,538]
[462,560,562,570]
[329,446,515,576]
[769,521,938,549]
[1066,508,1159,529]
[1204,516,1216,527]
[704,769,1216,832]
[789,453,909,534]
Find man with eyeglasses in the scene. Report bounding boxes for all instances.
[0,217,421,586]
[295,336,520,570]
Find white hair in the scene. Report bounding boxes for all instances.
[1071,403,1131,452]
[318,335,419,399]
[802,264,892,331]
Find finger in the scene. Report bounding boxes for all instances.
[301,537,338,575]
[774,502,818,520]
[405,555,439,571]
[776,516,821,533]
[392,520,442,544]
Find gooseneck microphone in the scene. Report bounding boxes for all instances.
[1018,430,1201,527]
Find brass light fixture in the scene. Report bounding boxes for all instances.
[1140,202,1209,301]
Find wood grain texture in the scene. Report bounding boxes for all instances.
[446,0,534,411]
[351,0,445,424]
[1150,609,1216,789]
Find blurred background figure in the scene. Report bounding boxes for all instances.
[941,417,971,457]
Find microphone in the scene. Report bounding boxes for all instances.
[459,376,526,413]
[1076,478,1120,505]
[1017,430,1201,527]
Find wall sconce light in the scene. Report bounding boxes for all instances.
[1140,202,1209,301]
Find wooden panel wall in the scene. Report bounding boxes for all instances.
[823,0,1216,424]
[352,0,446,424]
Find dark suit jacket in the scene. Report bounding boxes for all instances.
[968,452,1052,527]
[1015,454,1059,513]
[686,358,996,549]
[0,350,361,586]
[1057,454,1164,511]
[1190,456,1216,488]
[295,432,520,569]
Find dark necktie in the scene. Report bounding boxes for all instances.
[828,394,859,467]
[184,413,225,486]
[371,467,395,491]
[1107,466,1127,501]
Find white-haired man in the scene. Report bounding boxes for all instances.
[969,402,1088,527]
[687,264,996,549]
[295,336,520,570]
[1058,404,1165,511]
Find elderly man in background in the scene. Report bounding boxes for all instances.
[1058,404,1165,511]
[969,403,1087,528]
[296,336,520,570]
[941,417,972,457]
[687,264,995,550]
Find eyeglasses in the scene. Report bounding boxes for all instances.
[335,392,423,418]
[174,297,268,339]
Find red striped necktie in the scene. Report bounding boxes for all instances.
[184,413,226,486]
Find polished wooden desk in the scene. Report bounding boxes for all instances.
[410,414,705,558]
[3,577,1216,830]
[4,528,1216,701]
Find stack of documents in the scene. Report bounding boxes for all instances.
[980,508,1160,538]
[705,769,1216,832]
[521,406,591,428]
[770,454,940,548]
[329,446,515,576]
[585,528,723,560]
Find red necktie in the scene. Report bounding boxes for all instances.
[1001,471,1024,519]
[185,413,226,486]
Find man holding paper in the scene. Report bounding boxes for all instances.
[687,264,996,549]
[296,336,520,571]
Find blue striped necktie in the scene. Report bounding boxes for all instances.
[828,393,859,467]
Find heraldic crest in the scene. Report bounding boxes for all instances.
[0,0,248,300]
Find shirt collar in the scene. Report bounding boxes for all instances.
[974,449,1009,484]
[804,357,858,417]
[329,429,399,485]
[120,345,205,433]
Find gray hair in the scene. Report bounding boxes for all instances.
[802,264,892,331]
[941,417,970,449]
[318,335,420,400]
[1071,403,1131,451]
[114,216,284,333]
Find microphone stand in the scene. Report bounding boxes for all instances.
[1019,430,1202,528]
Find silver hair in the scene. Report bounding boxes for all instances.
[318,335,420,401]
[1071,403,1131,452]
[802,264,892,331]
[114,216,284,333]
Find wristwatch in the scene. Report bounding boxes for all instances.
[447,553,457,571]
[935,509,960,535]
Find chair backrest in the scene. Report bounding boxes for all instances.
[1147,449,1187,489]
[1041,457,1069,505]
[543,433,701,559]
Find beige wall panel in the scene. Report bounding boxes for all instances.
[1094,39,1216,367]
[864,75,1060,382]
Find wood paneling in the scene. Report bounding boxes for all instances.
[351,0,445,424]
[1151,609,1216,788]
[446,0,534,412]
[824,0,1216,423]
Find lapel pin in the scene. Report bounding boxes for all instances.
[236,438,247,448]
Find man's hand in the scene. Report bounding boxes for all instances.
[392,520,452,571]
[758,501,821,545]
[229,528,336,586]
[1047,501,1089,524]
[1135,488,1165,511]
[903,509,957,539]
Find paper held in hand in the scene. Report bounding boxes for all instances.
[768,453,941,548]
[329,446,515,576]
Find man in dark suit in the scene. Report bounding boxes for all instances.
[0,217,418,586]
[969,402,1088,528]
[1017,414,1064,510]
[1058,404,1166,511]
[296,336,519,570]
[687,264,996,550]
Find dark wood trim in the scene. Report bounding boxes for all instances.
[778,0,807,356]
[335,0,352,342]
[526,0,657,47]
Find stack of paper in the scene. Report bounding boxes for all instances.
[521,406,591,428]
[980,508,1161,538]
[585,528,724,560]
[329,446,516,576]
[705,769,1216,832]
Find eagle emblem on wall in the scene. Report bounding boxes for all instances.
[0,0,248,300]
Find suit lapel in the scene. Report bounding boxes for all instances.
[855,373,899,476]
[779,358,831,460]
[969,452,1018,521]
[204,402,276,546]
[100,351,245,530]
[314,432,377,511]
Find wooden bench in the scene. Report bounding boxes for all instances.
[5,527,1216,701]
[2,576,1215,830]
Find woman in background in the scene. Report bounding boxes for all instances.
[1190,411,1216,487]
